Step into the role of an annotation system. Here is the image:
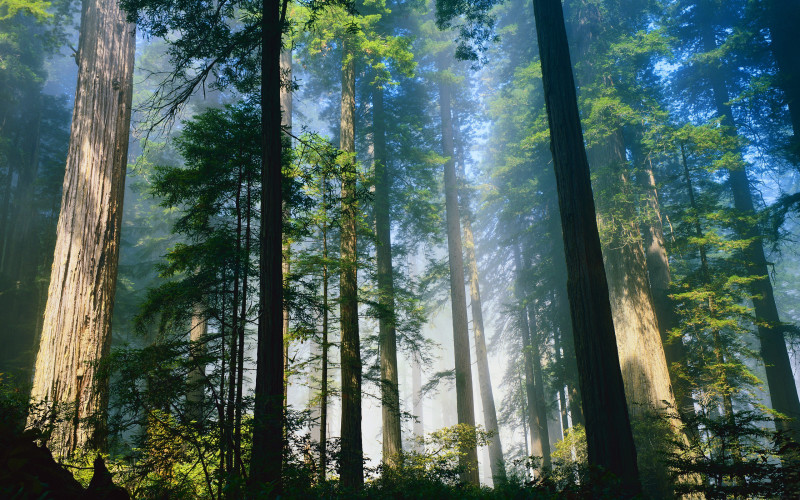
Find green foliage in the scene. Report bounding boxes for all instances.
[666,408,800,498]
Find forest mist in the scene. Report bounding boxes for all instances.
[2,0,800,498]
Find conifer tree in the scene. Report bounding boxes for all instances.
[29,0,135,456]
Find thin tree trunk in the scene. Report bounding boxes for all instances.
[318,185,329,481]
[526,303,551,467]
[530,0,640,492]
[281,47,292,406]
[27,0,135,457]
[187,305,207,423]
[250,0,285,489]
[700,14,800,440]
[225,169,243,482]
[372,85,402,466]
[453,109,506,482]
[437,75,480,486]
[339,37,363,489]
[412,354,424,449]
[513,246,550,468]
[235,171,252,474]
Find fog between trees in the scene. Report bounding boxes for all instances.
[2,0,800,498]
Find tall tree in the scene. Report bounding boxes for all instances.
[339,35,364,489]
[529,0,641,493]
[251,0,286,491]
[27,0,135,457]
[696,1,800,439]
[373,85,403,466]
[438,73,480,485]
[453,108,506,482]
[513,246,550,468]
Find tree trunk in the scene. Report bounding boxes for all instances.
[235,171,252,474]
[412,354,424,450]
[187,305,207,423]
[339,38,363,489]
[525,302,551,468]
[764,0,800,148]
[438,76,480,486]
[530,0,640,493]
[27,0,135,457]
[250,0,284,490]
[281,47,292,406]
[318,177,330,481]
[453,109,506,482]
[700,14,800,440]
[638,161,696,424]
[513,246,550,468]
[372,86,403,466]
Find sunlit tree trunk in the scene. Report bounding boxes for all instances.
[372,85,403,466]
[700,11,800,440]
[638,160,696,419]
[339,37,364,489]
[453,109,506,482]
[438,75,480,486]
[250,0,284,489]
[27,0,135,457]
[187,305,207,423]
[530,0,640,493]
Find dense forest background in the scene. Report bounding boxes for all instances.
[2,0,800,498]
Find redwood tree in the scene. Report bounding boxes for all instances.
[28,0,135,457]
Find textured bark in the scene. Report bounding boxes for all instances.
[700,13,800,439]
[373,86,402,466]
[530,0,640,493]
[250,0,284,489]
[27,0,135,457]
[454,110,505,482]
[589,136,677,427]
[438,77,480,486]
[338,38,363,489]
[638,163,695,420]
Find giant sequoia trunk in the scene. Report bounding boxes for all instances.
[372,86,403,466]
[250,0,284,489]
[339,39,364,489]
[700,18,800,439]
[27,0,135,457]
[530,0,641,493]
[438,77,480,486]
